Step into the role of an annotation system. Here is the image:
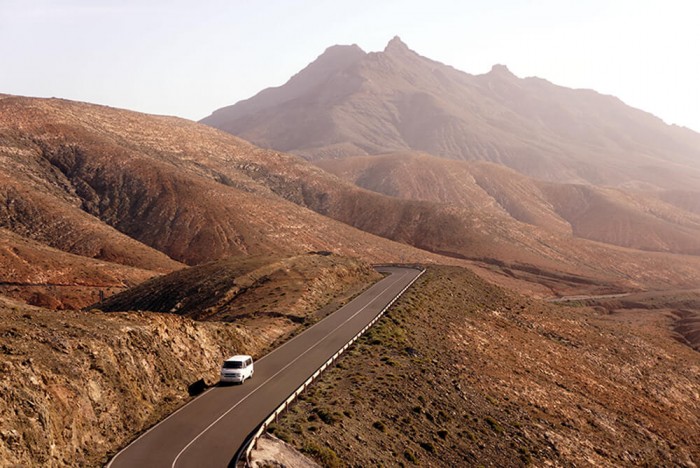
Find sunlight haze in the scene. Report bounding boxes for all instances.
[1,0,698,131]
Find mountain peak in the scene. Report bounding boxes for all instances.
[489,64,516,78]
[317,43,366,65]
[384,36,410,54]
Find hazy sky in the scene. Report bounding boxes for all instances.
[2,0,699,131]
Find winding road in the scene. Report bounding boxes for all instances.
[107,266,423,468]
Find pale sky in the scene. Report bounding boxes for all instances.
[1,0,699,132]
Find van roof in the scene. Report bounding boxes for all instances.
[225,355,252,362]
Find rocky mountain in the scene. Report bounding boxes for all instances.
[2,40,699,468]
[202,37,700,191]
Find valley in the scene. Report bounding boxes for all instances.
[1,32,699,468]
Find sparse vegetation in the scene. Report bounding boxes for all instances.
[266,266,700,467]
[267,425,292,443]
[372,420,386,432]
[5,48,700,468]
[404,450,418,463]
[0,301,251,466]
[419,441,435,453]
[301,441,341,468]
[485,417,504,434]
[315,408,341,425]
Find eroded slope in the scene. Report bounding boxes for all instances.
[0,95,448,268]
[97,253,382,344]
[0,300,252,467]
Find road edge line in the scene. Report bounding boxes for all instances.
[237,266,426,467]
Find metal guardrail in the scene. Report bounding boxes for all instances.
[234,267,426,467]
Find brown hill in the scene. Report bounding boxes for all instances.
[266,266,700,467]
[97,253,380,324]
[202,37,700,191]
[0,95,595,281]
[659,189,700,215]
[571,288,700,352]
[318,151,700,255]
[0,95,447,268]
[4,94,700,302]
[0,146,182,273]
[0,254,381,466]
[0,228,158,309]
[538,183,700,255]
[0,298,251,467]
[313,152,700,290]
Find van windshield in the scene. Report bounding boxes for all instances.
[223,361,244,369]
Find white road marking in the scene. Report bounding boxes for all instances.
[170,270,410,467]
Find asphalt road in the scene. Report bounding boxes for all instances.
[107,266,423,468]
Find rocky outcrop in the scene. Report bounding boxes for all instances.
[0,253,382,466]
[0,300,257,466]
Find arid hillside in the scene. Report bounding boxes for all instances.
[202,37,700,191]
[0,298,251,467]
[318,151,700,255]
[3,95,700,306]
[0,94,464,311]
[0,255,381,467]
[97,253,381,343]
[267,266,700,467]
[0,228,159,309]
[573,289,700,352]
[0,94,532,311]
[0,95,428,266]
[0,138,182,273]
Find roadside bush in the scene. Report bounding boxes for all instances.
[485,416,504,434]
[315,407,341,425]
[266,425,291,443]
[372,420,386,432]
[404,450,418,464]
[302,442,342,468]
[420,441,435,453]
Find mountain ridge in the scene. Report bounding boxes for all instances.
[4,94,700,308]
[202,37,700,190]
[317,151,700,255]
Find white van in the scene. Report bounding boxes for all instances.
[220,355,254,384]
